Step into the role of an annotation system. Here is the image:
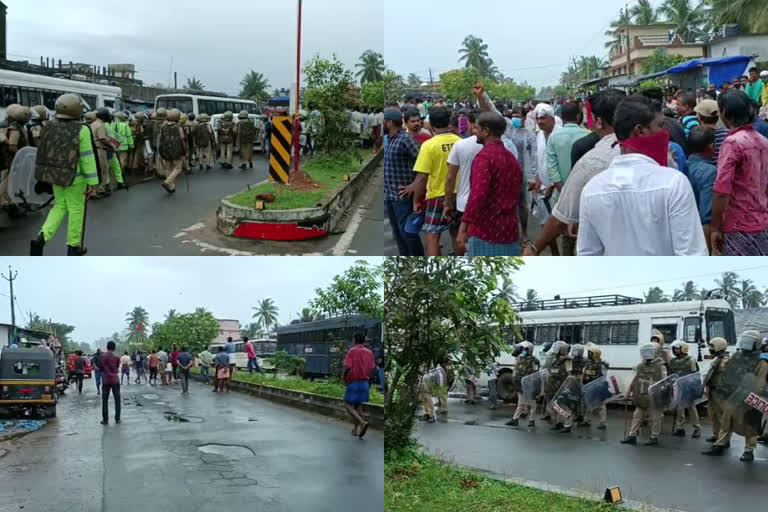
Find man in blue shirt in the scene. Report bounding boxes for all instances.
[177,347,193,394]
[225,337,236,377]
[686,126,717,254]
[678,93,700,137]
[383,108,424,256]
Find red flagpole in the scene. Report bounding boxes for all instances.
[294,0,303,174]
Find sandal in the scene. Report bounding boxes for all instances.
[359,422,370,439]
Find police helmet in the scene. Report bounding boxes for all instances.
[640,343,658,361]
[570,344,584,358]
[238,110,249,119]
[736,330,761,352]
[32,105,49,122]
[7,104,30,123]
[166,109,181,122]
[54,94,83,120]
[708,337,728,354]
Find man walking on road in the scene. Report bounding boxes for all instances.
[157,347,169,386]
[177,347,193,394]
[244,336,262,374]
[198,348,213,382]
[120,351,131,385]
[225,337,237,376]
[214,346,231,393]
[71,351,86,394]
[343,333,376,439]
[101,341,121,425]
[148,350,159,385]
[91,349,103,395]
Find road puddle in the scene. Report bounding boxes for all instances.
[163,411,203,423]
[142,394,161,400]
[198,443,255,458]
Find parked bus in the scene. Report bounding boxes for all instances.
[511,294,736,395]
[276,316,383,379]
[154,93,259,117]
[0,69,122,121]
[207,340,272,371]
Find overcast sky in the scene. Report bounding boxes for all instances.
[5,0,383,96]
[0,257,382,345]
[512,257,768,301]
[384,0,670,90]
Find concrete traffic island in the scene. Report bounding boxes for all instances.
[217,151,383,241]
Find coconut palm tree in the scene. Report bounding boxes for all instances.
[297,307,318,323]
[631,0,659,25]
[672,281,701,301]
[239,71,271,102]
[525,289,540,303]
[406,73,422,87]
[355,50,386,84]
[252,298,279,335]
[604,8,633,50]
[715,271,740,307]
[658,0,705,42]
[458,35,491,71]
[165,309,178,322]
[643,286,669,303]
[185,77,204,91]
[125,306,150,349]
[737,279,763,309]
[499,281,522,304]
[704,0,768,35]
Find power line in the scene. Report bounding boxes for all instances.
[543,264,768,298]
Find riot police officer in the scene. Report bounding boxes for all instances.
[669,340,702,438]
[621,343,667,446]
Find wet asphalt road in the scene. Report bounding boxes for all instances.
[0,379,383,512]
[415,398,767,512]
[0,155,384,256]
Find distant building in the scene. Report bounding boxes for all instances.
[0,323,50,347]
[609,24,706,78]
[212,319,242,345]
[708,33,767,61]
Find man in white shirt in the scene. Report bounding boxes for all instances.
[577,96,707,256]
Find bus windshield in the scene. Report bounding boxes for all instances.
[156,96,193,113]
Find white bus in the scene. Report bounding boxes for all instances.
[0,69,122,121]
[512,294,737,395]
[154,93,259,117]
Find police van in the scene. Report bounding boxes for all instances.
[209,113,265,152]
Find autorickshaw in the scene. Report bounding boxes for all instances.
[0,347,57,418]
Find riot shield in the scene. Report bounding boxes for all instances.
[144,139,154,159]
[673,372,703,409]
[548,376,582,418]
[723,371,765,433]
[648,374,678,411]
[582,375,614,410]
[521,369,548,401]
[7,146,50,207]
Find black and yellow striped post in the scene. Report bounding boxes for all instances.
[269,115,293,184]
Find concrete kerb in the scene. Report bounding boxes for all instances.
[217,151,383,239]
[222,378,384,430]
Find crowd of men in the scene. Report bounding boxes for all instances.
[384,68,768,256]
[420,329,768,462]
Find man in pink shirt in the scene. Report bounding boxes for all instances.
[712,90,768,255]
[243,336,262,375]
[100,341,121,425]
[343,333,376,439]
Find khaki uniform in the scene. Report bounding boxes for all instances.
[706,352,730,440]
[714,358,768,453]
[420,367,448,419]
[218,120,235,167]
[29,124,43,147]
[582,359,608,425]
[161,122,188,192]
[153,120,167,177]
[129,122,144,173]
[512,355,540,420]
[627,360,667,439]
[0,125,28,205]
[195,122,215,167]
[89,119,114,193]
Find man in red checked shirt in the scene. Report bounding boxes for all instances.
[457,111,523,256]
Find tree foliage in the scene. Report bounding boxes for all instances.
[356,50,386,84]
[641,48,687,74]
[150,309,221,354]
[439,68,484,102]
[124,306,150,350]
[383,257,523,458]
[360,71,403,109]
[311,261,383,320]
[303,54,357,154]
[487,80,536,103]
[185,77,205,91]
[239,71,271,101]
[252,298,280,334]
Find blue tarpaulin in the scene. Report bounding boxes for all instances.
[665,56,752,88]
[0,420,46,434]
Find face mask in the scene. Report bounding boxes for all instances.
[511,118,523,129]
[619,129,670,167]
[521,350,528,357]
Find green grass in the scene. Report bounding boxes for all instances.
[190,366,384,405]
[385,449,616,512]
[228,150,376,210]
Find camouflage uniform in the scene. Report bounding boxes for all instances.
[0,108,29,206]
[627,359,667,440]
[237,112,256,169]
[159,111,188,193]
[217,113,235,169]
[512,353,540,421]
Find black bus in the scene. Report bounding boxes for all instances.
[276,315,382,379]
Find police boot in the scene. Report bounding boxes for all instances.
[740,451,755,462]
[644,437,659,446]
[207,165,212,171]
[620,436,637,445]
[240,163,247,170]
[705,435,718,443]
[559,426,572,433]
[691,428,701,439]
[550,422,564,431]
[67,245,87,256]
[30,233,46,256]
[527,420,535,428]
[541,413,551,421]
[505,418,518,427]
[702,445,726,456]
[578,421,591,428]
[672,428,686,437]
[597,422,607,430]
[249,162,254,169]
[757,434,768,444]
[117,182,129,191]
[162,183,175,195]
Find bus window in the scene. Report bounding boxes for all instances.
[217,101,226,113]
[561,324,583,345]
[104,100,115,108]
[226,102,235,112]
[0,86,18,107]
[610,321,639,344]
[43,91,58,110]
[584,322,611,344]
[19,88,41,106]
[198,99,214,115]
[536,325,558,344]
[683,317,700,343]
[81,94,98,111]
[651,324,676,344]
[706,309,735,344]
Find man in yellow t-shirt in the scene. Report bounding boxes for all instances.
[399,107,462,256]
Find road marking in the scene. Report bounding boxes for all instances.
[332,206,365,256]
[174,222,206,239]
[181,238,324,257]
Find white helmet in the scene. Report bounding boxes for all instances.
[640,343,658,361]
[736,330,761,352]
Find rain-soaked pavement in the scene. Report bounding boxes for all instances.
[416,398,767,512]
[0,379,383,512]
